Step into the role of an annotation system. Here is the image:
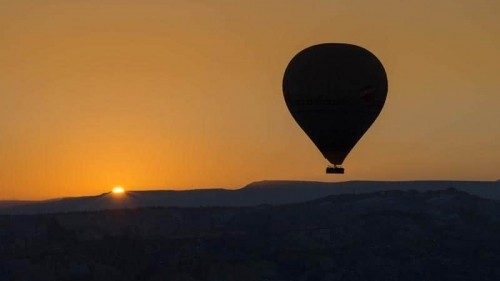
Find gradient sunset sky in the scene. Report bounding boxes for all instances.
[1,0,499,199]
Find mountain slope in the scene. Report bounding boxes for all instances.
[1,180,498,214]
[2,188,500,280]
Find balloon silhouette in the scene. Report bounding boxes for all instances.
[283,43,388,174]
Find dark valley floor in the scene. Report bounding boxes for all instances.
[2,188,500,281]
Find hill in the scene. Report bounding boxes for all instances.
[1,180,499,214]
[1,188,500,280]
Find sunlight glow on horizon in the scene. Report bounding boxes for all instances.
[112,186,125,195]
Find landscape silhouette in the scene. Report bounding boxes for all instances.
[1,180,500,280]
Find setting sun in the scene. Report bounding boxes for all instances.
[112,186,125,194]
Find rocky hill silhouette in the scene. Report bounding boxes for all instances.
[1,188,500,280]
[1,180,499,214]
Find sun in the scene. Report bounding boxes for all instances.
[112,186,125,194]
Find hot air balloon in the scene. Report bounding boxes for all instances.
[283,43,388,174]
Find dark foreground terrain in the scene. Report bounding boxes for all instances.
[2,188,500,281]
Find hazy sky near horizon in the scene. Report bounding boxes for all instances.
[1,0,499,199]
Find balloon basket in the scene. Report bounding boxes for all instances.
[326,166,344,174]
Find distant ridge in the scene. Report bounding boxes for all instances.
[0,180,498,215]
[0,200,36,208]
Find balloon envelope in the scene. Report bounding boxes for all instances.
[283,43,388,165]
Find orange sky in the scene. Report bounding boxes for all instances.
[1,0,499,199]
